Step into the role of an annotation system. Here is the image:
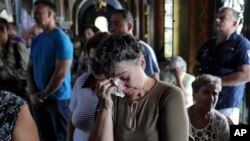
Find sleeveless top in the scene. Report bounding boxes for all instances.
[0,90,25,141]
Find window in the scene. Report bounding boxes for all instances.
[164,0,173,57]
[95,16,108,32]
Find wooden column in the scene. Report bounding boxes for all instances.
[188,0,215,72]
[138,0,145,41]
[152,0,164,53]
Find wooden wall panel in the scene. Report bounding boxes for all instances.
[153,0,164,53]
[187,0,215,72]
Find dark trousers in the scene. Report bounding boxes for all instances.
[245,82,250,124]
[32,99,70,141]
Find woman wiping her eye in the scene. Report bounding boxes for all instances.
[88,33,189,141]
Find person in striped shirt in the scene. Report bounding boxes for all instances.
[67,32,110,141]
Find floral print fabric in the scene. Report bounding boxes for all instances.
[189,109,230,141]
[0,90,25,141]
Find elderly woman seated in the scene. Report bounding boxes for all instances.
[160,56,195,107]
[188,74,230,141]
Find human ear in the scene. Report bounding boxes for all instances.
[139,56,146,70]
[233,20,238,26]
[47,9,54,18]
[128,22,133,31]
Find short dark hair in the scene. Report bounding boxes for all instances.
[0,17,9,29]
[81,24,100,39]
[34,0,57,13]
[91,33,143,76]
[112,9,134,23]
[218,7,240,21]
[82,24,100,33]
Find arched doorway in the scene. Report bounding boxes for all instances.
[73,0,123,35]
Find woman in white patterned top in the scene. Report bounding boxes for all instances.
[188,74,229,141]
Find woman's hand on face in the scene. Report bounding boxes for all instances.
[173,66,183,78]
[96,79,116,109]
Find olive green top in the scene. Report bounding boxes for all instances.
[112,81,189,141]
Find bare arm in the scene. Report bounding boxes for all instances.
[221,64,250,86]
[173,67,186,91]
[88,103,113,141]
[43,60,72,97]
[173,67,191,104]
[27,61,42,104]
[66,112,74,141]
[27,61,38,94]
[12,104,40,141]
[88,79,115,141]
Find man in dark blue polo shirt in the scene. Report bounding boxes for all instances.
[194,7,250,124]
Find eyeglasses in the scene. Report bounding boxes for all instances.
[129,102,138,131]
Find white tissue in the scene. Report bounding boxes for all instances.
[111,78,125,98]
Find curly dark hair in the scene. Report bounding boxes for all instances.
[91,32,144,76]
[81,24,100,40]
[86,31,110,55]
[82,24,100,33]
